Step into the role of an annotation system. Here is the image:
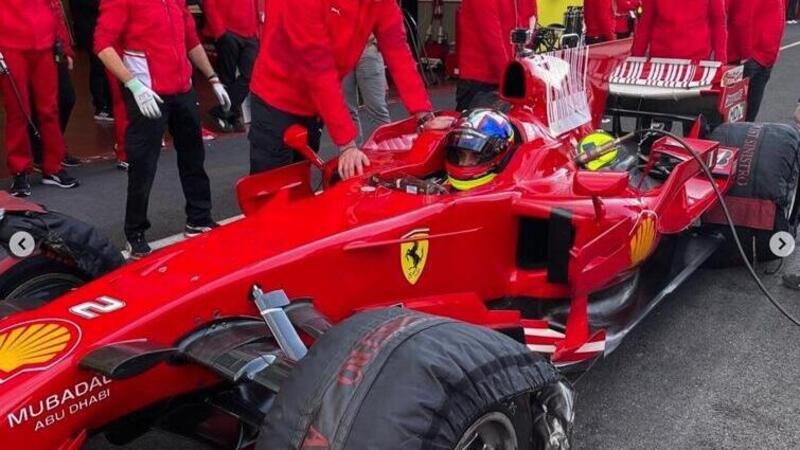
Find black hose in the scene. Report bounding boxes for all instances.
[636,128,800,327]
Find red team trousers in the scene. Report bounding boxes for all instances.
[0,48,64,175]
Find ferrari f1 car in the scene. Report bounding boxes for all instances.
[0,38,796,450]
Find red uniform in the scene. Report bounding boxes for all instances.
[584,0,616,41]
[458,0,538,85]
[615,0,641,35]
[250,0,431,146]
[727,0,785,67]
[203,0,262,39]
[94,0,201,96]
[0,0,72,176]
[632,0,728,62]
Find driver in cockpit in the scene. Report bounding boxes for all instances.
[444,109,518,191]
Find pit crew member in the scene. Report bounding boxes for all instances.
[457,0,538,112]
[0,0,81,196]
[631,0,728,62]
[249,0,433,180]
[615,0,642,39]
[444,109,517,191]
[95,0,231,259]
[202,0,262,132]
[584,0,616,44]
[727,0,785,121]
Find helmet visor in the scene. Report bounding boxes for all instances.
[445,130,499,167]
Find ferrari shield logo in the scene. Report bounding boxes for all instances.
[401,229,429,285]
[630,215,657,266]
[0,319,81,384]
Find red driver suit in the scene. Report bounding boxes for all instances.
[250,0,432,146]
[631,0,728,62]
[0,0,73,176]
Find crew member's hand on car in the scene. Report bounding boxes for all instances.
[338,142,370,180]
[209,74,232,112]
[125,78,164,119]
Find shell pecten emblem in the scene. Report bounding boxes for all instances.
[630,215,657,266]
[0,319,81,384]
[401,229,430,285]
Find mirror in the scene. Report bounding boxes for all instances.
[283,125,325,169]
[573,171,629,197]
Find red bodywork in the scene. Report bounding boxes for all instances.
[0,46,739,449]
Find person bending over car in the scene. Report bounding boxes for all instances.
[631,0,728,62]
[248,0,433,180]
[444,109,517,191]
[95,0,232,259]
[457,0,538,112]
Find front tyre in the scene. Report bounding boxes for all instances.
[258,308,574,450]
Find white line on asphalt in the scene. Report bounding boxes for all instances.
[781,40,800,51]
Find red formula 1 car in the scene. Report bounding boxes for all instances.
[0,43,749,450]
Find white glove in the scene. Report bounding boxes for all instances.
[125,78,163,119]
[211,79,232,112]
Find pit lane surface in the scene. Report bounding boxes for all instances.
[33,26,800,449]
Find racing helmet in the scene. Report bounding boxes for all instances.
[445,109,516,191]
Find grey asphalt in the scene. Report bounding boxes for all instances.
[39,27,800,450]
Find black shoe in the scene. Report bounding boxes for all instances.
[209,106,234,133]
[42,170,80,189]
[116,160,129,171]
[10,174,31,197]
[62,153,82,167]
[94,110,114,122]
[231,117,246,133]
[185,220,220,237]
[126,233,152,260]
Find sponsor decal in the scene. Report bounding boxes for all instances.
[400,229,429,285]
[0,319,81,384]
[6,375,112,431]
[630,215,657,266]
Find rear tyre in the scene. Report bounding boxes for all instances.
[258,308,574,450]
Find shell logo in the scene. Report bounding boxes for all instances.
[0,319,81,384]
[630,215,657,266]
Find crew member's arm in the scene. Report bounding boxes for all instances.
[630,0,656,56]
[284,0,367,179]
[374,1,432,118]
[600,0,617,41]
[709,0,728,62]
[51,0,75,67]
[201,0,227,39]
[183,6,231,111]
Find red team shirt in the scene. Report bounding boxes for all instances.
[203,0,263,40]
[0,0,73,56]
[632,0,728,62]
[727,0,785,67]
[458,0,538,85]
[250,0,431,146]
[584,0,616,41]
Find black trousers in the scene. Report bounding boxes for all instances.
[88,53,112,113]
[248,95,323,174]
[455,79,500,112]
[788,0,799,20]
[214,32,259,120]
[744,59,773,122]
[31,60,75,163]
[123,88,212,238]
